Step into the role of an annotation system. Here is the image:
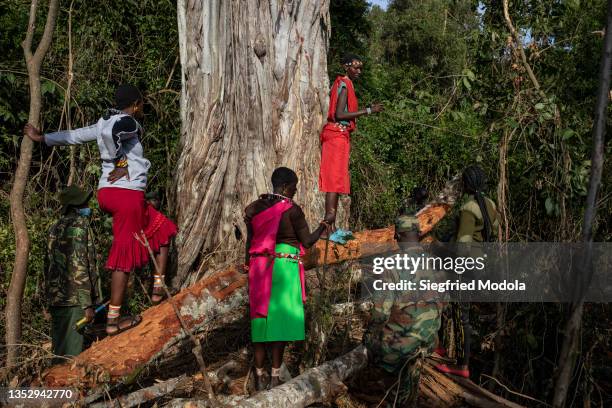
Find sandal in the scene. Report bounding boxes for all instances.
[151,285,167,305]
[106,315,143,336]
[254,372,268,391]
[319,221,335,240]
[269,375,283,389]
[151,275,167,305]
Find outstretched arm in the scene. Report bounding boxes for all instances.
[293,207,334,249]
[334,88,383,122]
[24,123,98,146]
[295,223,328,249]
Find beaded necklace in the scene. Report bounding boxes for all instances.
[264,193,293,203]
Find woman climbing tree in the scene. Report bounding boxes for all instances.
[24,84,177,336]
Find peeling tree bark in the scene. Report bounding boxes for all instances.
[164,346,368,408]
[175,0,331,287]
[6,0,59,368]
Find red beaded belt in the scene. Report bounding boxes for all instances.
[251,252,302,263]
[326,122,349,132]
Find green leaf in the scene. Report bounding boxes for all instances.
[561,129,575,140]
[507,118,519,129]
[462,76,471,90]
[545,197,554,216]
[534,103,545,110]
[41,80,55,95]
[466,69,476,81]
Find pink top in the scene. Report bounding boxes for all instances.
[248,200,306,319]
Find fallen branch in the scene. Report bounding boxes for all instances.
[419,362,526,408]
[89,375,193,408]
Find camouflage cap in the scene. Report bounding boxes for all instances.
[395,214,420,234]
[59,185,92,214]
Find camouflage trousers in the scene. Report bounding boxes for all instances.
[363,301,442,407]
[50,306,84,363]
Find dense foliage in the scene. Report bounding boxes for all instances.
[330,0,611,404]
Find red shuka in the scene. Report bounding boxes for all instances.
[97,187,177,272]
[318,76,359,194]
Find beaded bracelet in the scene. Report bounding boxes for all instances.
[115,158,128,168]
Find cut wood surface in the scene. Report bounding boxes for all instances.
[42,204,449,388]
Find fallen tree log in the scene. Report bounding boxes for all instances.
[165,345,369,408]
[232,345,368,408]
[42,203,451,388]
[42,228,394,388]
[162,355,526,408]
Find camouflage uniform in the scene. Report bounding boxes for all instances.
[45,211,101,359]
[363,215,442,407]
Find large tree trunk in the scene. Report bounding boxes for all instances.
[6,0,59,368]
[175,0,331,287]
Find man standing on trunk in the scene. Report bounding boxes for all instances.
[319,54,383,233]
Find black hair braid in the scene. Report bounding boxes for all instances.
[462,166,493,242]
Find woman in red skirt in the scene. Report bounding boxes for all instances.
[319,54,383,229]
[25,85,176,335]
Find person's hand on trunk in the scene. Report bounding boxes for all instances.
[24,123,44,142]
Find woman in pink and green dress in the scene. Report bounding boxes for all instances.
[244,167,331,390]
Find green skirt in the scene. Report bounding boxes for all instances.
[251,243,305,342]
